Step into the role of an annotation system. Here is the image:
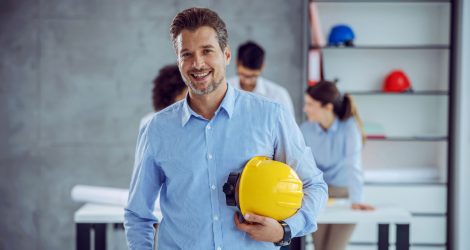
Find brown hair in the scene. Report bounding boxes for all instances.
[306,81,366,144]
[169,7,228,51]
[152,64,187,111]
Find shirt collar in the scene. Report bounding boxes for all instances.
[314,117,339,134]
[220,83,236,118]
[233,76,267,96]
[181,96,197,126]
[181,83,236,127]
[253,76,267,95]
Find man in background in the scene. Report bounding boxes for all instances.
[228,41,295,116]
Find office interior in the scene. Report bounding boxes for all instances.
[0,0,469,249]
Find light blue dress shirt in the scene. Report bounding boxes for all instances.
[124,84,328,250]
[300,118,364,203]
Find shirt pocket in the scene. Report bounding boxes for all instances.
[220,132,275,174]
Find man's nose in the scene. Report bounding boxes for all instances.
[193,54,205,68]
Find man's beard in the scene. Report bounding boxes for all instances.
[188,76,224,95]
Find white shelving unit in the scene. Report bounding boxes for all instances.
[307,0,453,249]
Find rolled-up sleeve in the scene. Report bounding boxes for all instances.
[124,123,163,250]
[272,105,328,237]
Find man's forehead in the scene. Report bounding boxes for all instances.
[180,26,216,36]
[176,27,219,49]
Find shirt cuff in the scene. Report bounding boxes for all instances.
[284,211,309,237]
[349,188,363,204]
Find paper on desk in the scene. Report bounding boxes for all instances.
[71,185,161,212]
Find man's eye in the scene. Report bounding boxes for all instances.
[203,49,213,54]
[181,53,191,58]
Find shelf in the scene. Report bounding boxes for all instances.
[364,181,447,186]
[366,136,447,141]
[363,168,444,185]
[310,45,449,50]
[307,2,453,245]
[348,90,448,95]
[313,0,450,3]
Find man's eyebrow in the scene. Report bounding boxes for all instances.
[201,45,215,49]
[180,45,214,52]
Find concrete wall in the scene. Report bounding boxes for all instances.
[0,0,304,249]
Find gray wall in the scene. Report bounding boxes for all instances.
[0,1,304,249]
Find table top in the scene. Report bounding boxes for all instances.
[74,199,411,224]
[74,204,163,223]
[317,199,411,224]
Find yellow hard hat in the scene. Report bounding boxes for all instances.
[223,156,304,221]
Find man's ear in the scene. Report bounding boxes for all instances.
[224,46,232,66]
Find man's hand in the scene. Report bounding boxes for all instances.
[234,212,284,242]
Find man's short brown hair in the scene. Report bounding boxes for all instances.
[170,7,228,51]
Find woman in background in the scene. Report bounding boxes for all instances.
[139,64,188,129]
[301,81,374,250]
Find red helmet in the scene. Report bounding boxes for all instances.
[383,70,412,92]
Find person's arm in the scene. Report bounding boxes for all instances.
[344,120,363,204]
[273,104,328,237]
[124,123,163,250]
[233,104,327,242]
[341,120,374,210]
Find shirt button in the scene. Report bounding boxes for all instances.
[208,154,213,160]
[211,184,216,190]
[206,125,211,130]
[217,247,221,250]
[214,215,219,221]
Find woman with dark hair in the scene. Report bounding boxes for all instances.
[301,81,374,250]
[139,64,188,129]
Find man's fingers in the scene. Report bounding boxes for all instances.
[234,213,244,228]
[244,213,266,224]
[234,212,284,242]
[234,213,251,232]
[234,213,241,226]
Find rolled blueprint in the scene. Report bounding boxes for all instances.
[71,185,129,206]
[71,185,161,212]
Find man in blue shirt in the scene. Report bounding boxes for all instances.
[124,7,328,250]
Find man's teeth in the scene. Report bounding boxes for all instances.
[192,72,210,78]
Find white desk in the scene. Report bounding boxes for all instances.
[74,201,411,250]
[318,202,411,224]
[316,200,412,250]
[74,203,162,224]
